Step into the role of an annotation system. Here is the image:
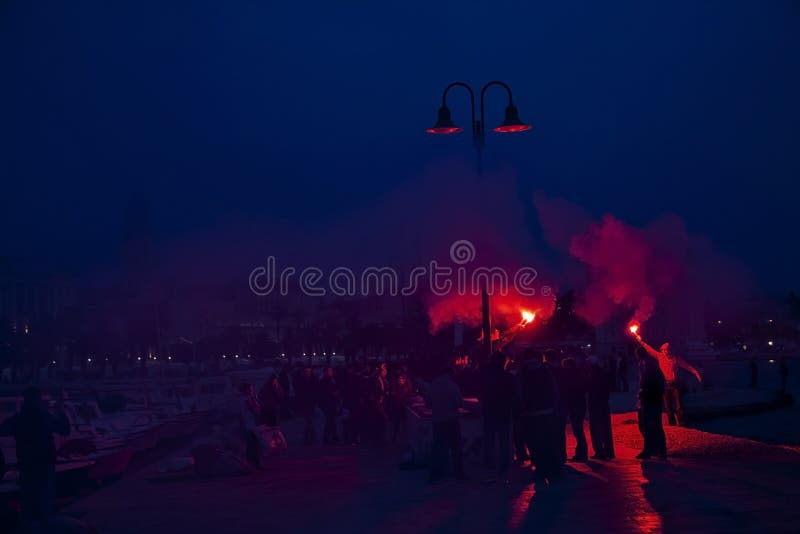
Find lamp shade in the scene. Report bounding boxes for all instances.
[493,104,531,133]
[426,106,463,134]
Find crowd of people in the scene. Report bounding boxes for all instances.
[235,339,708,484]
[0,336,781,530]
[427,338,709,484]
[427,348,618,484]
[237,362,416,466]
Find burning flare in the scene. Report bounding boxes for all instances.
[494,309,538,350]
[628,324,639,335]
[521,310,536,325]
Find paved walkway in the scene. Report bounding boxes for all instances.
[66,417,800,533]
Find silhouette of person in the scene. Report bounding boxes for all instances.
[635,348,667,459]
[561,357,589,462]
[427,364,465,483]
[480,351,515,482]
[587,357,615,460]
[238,383,261,468]
[517,350,560,480]
[0,386,70,527]
[258,374,285,427]
[294,366,317,445]
[544,349,568,465]
[618,352,630,392]
[319,367,341,445]
[389,373,413,444]
[607,354,618,393]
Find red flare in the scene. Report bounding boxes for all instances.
[520,309,536,325]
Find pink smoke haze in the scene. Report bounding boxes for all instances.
[536,194,753,327]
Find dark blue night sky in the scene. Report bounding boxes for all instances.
[2,1,799,291]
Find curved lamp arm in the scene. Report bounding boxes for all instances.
[442,82,477,136]
[479,81,514,136]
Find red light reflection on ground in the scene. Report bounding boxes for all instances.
[508,482,537,531]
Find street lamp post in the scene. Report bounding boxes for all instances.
[427,80,531,175]
[426,80,532,360]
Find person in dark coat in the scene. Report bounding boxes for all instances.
[587,357,615,460]
[607,354,618,393]
[508,359,529,465]
[517,350,560,481]
[618,352,630,392]
[427,365,465,483]
[543,349,567,465]
[258,374,285,427]
[389,373,413,444]
[367,363,390,447]
[277,366,292,418]
[319,367,341,445]
[561,357,589,462]
[481,351,516,482]
[636,348,667,459]
[238,383,262,468]
[0,387,70,526]
[294,366,317,445]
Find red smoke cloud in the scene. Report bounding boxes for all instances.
[426,292,555,334]
[570,215,665,326]
[535,193,752,327]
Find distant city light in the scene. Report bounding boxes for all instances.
[222,354,227,358]
[743,345,748,351]
[235,354,239,358]
[717,320,722,325]
[137,356,142,361]
[768,341,774,346]
[168,356,172,360]
[247,354,251,358]
[769,359,776,364]
[87,358,92,363]
[768,319,774,323]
